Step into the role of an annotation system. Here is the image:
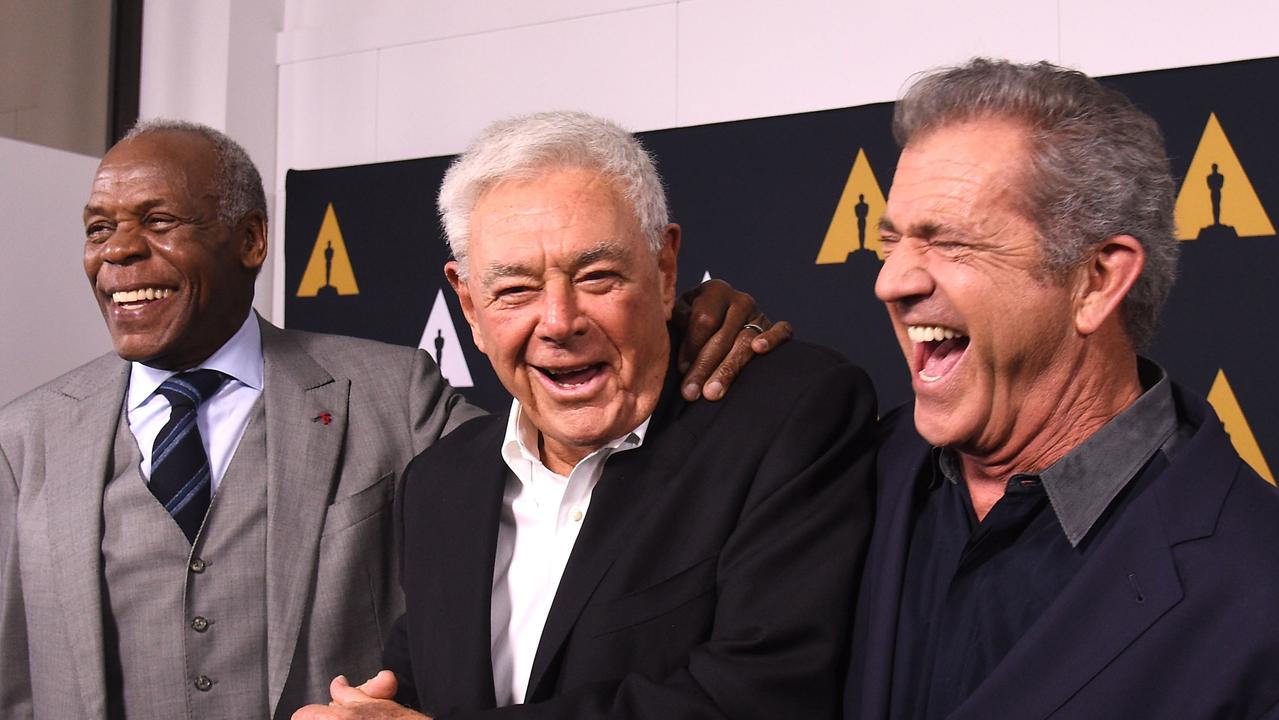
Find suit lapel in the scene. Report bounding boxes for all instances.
[430,422,506,709]
[524,363,695,700]
[851,412,930,719]
[952,453,1183,720]
[42,355,129,719]
[258,323,351,714]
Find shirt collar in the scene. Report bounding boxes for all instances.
[931,358,1176,547]
[1039,358,1175,546]
[126,312,265,411]
[500,398,650,480]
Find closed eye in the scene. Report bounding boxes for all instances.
[85,221,114,242]
[577,270,621,291]
[928,239,972,257]
[144,213,182,232]
[493,284,537,303]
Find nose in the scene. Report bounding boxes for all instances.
[538,278,589,344]
[98,222,150,265]
[874,239,934,305]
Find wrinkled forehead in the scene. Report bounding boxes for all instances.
[89,133,220,212]
[472,168,639,241]
[890,119,1034,221]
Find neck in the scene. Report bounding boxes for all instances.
[538,434,594,476]
[960,347,1142,521]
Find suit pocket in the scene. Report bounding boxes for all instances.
[321,472,394,537]
[588,554,718,637]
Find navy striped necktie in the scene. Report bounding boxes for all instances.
[150,369,227,544]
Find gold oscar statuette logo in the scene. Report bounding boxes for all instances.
[297,203,360,297]
[1173,113,1274,242]
[816,148,888,264]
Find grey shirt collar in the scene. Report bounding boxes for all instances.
[936,358,1176,547]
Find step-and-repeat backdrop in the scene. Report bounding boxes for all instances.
[285,57,1276,484]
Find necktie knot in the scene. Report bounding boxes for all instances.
[158,369,226,411]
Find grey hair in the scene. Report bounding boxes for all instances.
[438,111,669,279]
[893,58,1178,349]
[123,118,268,227]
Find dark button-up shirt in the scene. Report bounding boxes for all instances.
[889,360,1179,720]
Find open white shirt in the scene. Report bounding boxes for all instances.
[126,312,265,495]
[491,400,650,706]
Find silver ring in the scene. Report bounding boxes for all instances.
[741,322,766,334]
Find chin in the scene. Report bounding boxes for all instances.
[114,336,185,368]
[553,423,611,448]
[111,342,155,363]
[912,408,958,448]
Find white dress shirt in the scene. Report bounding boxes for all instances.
[126,312,265,495]
[491,400,650,706]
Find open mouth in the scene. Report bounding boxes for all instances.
[907,324,969,383]
[111,287,174,306]
[536,363,606,388]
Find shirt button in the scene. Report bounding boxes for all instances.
[190,558,207,573]
[570,507,584,522]
[191,616,210,632]
[194,675,213,692]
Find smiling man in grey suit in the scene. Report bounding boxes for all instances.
[0,121,483,720]
[0,120,784,720]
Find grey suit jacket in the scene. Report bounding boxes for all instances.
[0,317,483,719]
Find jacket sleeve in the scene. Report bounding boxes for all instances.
[442,361,877,720]
[406,348,487,451]
[0,439,34,719]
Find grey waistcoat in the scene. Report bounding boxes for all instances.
[102,399,268,720]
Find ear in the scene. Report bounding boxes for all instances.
[1073,234,1144,337]
[658,224,681,319]
[237,210,268,272]
[445,260,487,355]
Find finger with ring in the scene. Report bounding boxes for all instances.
[741,322,766,334]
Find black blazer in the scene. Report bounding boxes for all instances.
[387,338,876,719]
[846,385,1279,719]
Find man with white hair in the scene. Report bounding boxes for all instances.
[296,111,876,720]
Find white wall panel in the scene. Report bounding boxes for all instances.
[139,0,232,128]
[277,51,381,180]
[677,0,1058,127]
[278,0,665,64]
[227,0,285,185]
[0,138,110,405]
[374,4,679,162]
[1061,1,1279,77]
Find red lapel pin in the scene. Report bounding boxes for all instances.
[313,412,333,426]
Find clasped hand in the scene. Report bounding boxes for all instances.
[292,671,428,720]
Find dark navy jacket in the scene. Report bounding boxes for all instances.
[847,385,1279,719]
